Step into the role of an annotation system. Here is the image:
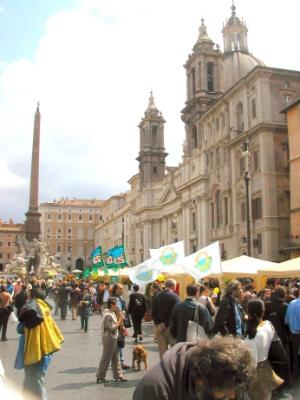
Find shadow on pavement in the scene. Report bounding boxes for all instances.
[104,379,140,389]
[52,381,96,391]
[58,367,97,374]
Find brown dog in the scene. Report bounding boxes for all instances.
[132,344,148,371]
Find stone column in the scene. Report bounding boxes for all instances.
[25,104,42,241]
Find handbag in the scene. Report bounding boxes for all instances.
[268,323,288,364]
[8,310,18,324]
[117,332,125,348]
[186,304,208,342]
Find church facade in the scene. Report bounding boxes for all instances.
[95,5,300,264]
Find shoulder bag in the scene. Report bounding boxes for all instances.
[268,322,288,364]
[186,304,208,342]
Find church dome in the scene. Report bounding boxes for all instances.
[223,50,264,91]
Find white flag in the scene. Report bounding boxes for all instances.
[128,258,159,286]
[149,240,185,273]
[182,241,221,280]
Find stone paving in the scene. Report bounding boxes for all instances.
[1,310,299,399]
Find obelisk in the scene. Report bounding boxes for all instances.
[25,103,41,241]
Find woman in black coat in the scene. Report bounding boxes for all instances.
[128,285,146,343]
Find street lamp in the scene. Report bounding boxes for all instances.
[83,240,87,269]
[242,139,251,256]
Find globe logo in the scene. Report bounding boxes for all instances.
[194,251,212,273]
[159,247,178,266]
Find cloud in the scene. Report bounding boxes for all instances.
[0,0,299,221]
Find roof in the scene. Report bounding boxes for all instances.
[280,96,300,113]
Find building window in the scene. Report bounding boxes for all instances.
[251,98,256,118]
[215,190,222,228]
[191,67,196,95]
[241,202,246,222]
[47,214,51,220]
[89,215,93,221]
[68,214,72,220]
[216,148,220,167]
[79,215,82,221]
[100,215,103,221]
[236,102,244,132]
[58,214,61,220]
[152,125,158,145]
[0,241,2,247]
[153,166,157,174]
[224,197,229,226]
[284,95,291,103]
[210,152,214,169]
[210,203,215,229]
[252,197,262,220]
[283,81,290,88]
[207,62,214,92]
[7,253,10,259]
[67,245,72,253]
[239,157,246,177]
[216,118,220,132]
[191,125,197,149]
[68,228,72,234]
[57,245,61,253]
[257,233,262,254]
[191,212,197,232]
[7,242,11,247]
[253,150,259,172]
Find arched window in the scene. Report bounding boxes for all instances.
[191,125,198,149]
[236,102,244,133]
[215,190,222,228]
[207,62,214,92]
[152,125,157,146]
[191,68,196,95]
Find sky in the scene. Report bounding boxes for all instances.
[0,0,299,222]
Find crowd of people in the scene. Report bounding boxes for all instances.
[0,274,299,399]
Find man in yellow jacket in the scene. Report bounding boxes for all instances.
[16,288,64,400]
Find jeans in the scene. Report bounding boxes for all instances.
[132,317,143,338]
[0,309,10,340]
[24,363,47,400]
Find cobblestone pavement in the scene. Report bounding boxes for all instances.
[1,311,299,400]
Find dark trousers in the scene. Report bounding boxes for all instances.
[80,316,89,332]
[0,309,10,340]
[60,303,67,319]
[132,316,143,338]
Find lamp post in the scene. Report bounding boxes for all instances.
[83,240,87,269]
[242,139,251,256]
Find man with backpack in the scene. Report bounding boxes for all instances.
[128,284,146,343]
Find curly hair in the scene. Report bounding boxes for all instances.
[188,336,254,392]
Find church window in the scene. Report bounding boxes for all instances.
[152,125,158,145]
[79,214,82,221]
[215,190,222,228]
[191,212,197,232]
[153,166,157,175]
[241,202,246,222]
[191,125,198,149]
[253,150,259,172]
[252,197,262,219]
[210,151,214,169]
[191,68,196,95]
[251,99,257,119]
[207,62,214,92]
[224,197,229,225]
[210,203,215,229]
[58,214,61,220]
[236,33,241,50]
[236,102,244,132]
[239,156,246,177]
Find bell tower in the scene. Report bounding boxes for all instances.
[222,2,249,54]
[137,92,167,190]
[182,19,223,157]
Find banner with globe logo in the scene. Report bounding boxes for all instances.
[182,241,221,280]
[149,241,185,272]
[128,259,159,286]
